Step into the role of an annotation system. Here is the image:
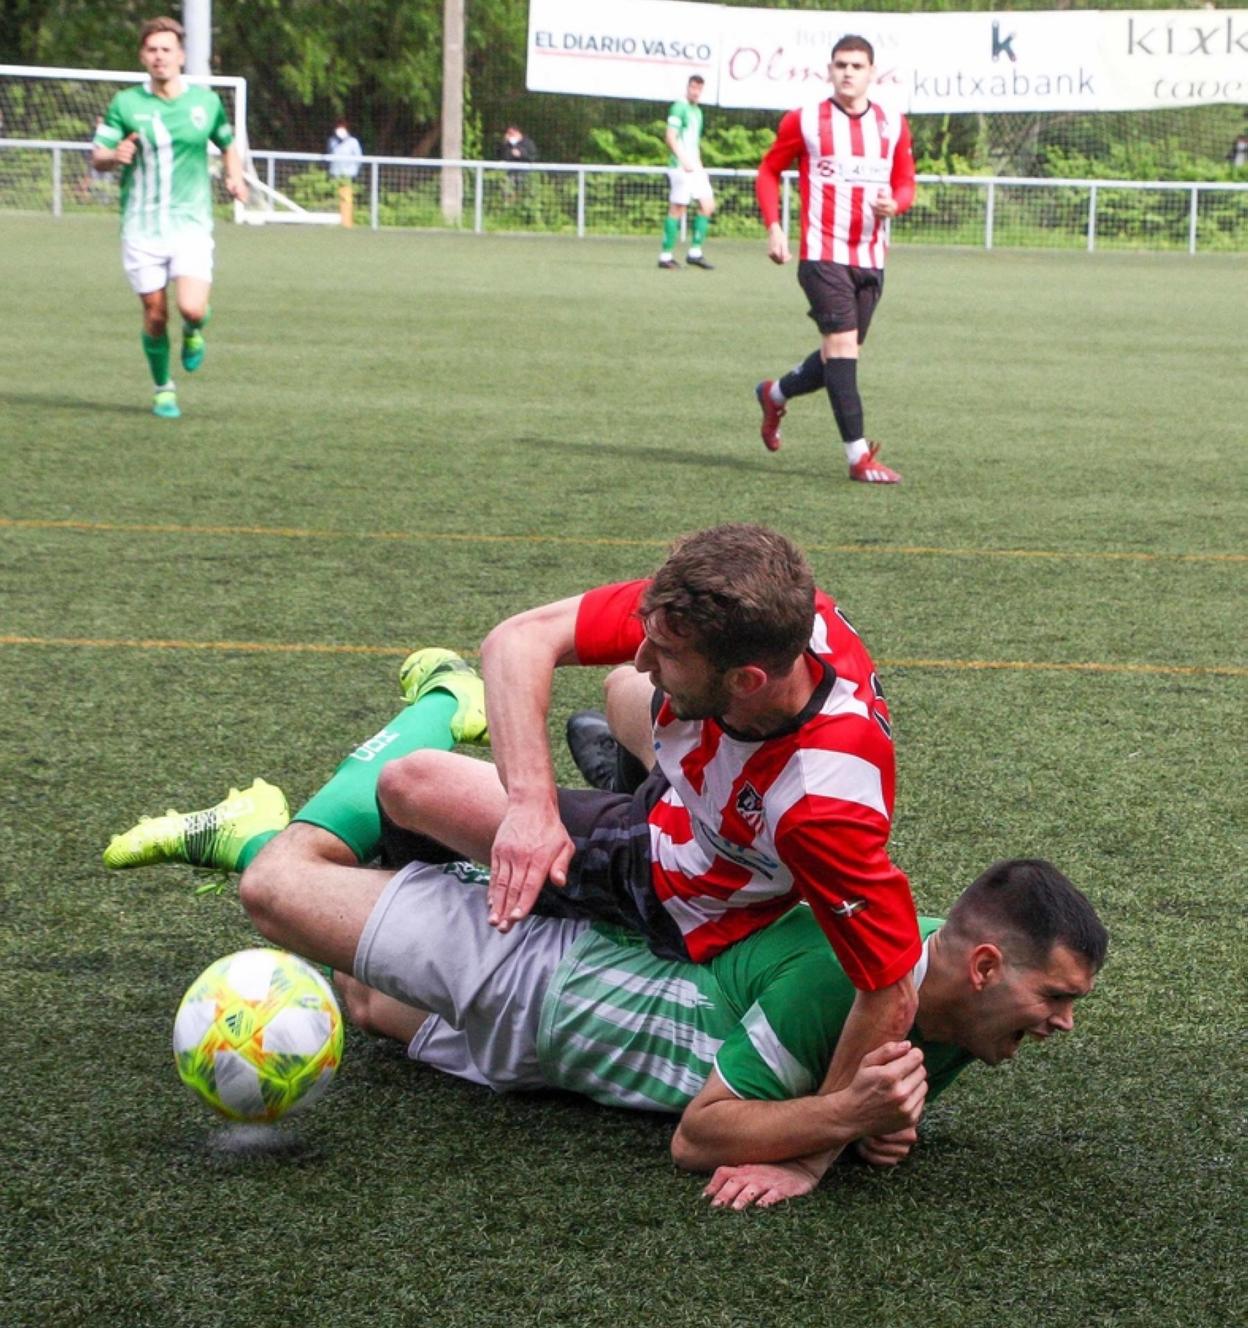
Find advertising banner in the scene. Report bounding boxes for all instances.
[526,1,1248,113]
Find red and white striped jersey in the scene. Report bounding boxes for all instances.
[757,99,916,268]
[574,581,920,989]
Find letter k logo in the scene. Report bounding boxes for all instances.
[992,20,1017,63]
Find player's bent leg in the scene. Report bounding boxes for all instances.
[603,665,657,770]
[175,276,212,373]
[375,749,507,864]
[238,830,392,973]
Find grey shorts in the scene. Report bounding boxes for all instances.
[354,860,588,1091]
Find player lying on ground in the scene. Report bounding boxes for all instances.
[105,651,1108,1209]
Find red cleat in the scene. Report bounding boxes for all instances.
[849,441,902,484]
[755,381,786,452]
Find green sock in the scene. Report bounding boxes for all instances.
[183,305,211,336]
[142,331,170,386]
[235,828,281,873]
[291,692,458,861]
[692,214,709,247]
[661,216,680,253]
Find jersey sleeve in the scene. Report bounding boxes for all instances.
[756,109,803,227]
[666,103,684,130]
[93,92,127,149]
[775,807,921,991]
[209,92,235,149]
[573,579,650,666]
[890,116,916,214]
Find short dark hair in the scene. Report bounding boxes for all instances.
[139,16,185,45]
[640,524,815,673]
[832,34,874,65]
[688,75,705,86]
[945,859,1109,972]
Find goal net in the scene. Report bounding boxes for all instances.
[0,64,338,224]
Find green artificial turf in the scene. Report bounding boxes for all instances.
[1,216,1244,1328]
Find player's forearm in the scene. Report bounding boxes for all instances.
[479,599,580,798]
[671,1093,860,1173]
[222,144,245,186]
[91,146,119,171]
[817,977,918,1097]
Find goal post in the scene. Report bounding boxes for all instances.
[0,63,338,224]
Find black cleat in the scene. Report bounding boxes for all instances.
[657,258,681,270]
[566,711,622,791]
[685,254,715,270]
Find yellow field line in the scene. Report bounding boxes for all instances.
[1,517,1243,564]
[3,635,1244,678]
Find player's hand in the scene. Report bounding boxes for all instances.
[114,132,140,165]
[874,187,898,218]
[766,222,790,265]
[487,797,574,932]
[226,174,249,204]
[841,1040,927,1140]
[704,1160,822,1210]
[855,1126,918,1168]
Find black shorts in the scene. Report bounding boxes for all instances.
[377,772,689,962]
[798,260,884,342]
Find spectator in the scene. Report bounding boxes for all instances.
[499,125,537,202]
[1228,130,1248,170]
[326,118,363,227]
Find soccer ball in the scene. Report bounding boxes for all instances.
[172,948,344,1122]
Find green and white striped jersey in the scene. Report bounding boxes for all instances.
[537,906,970,1113]
[94,83,233,242]
[666,99,703,169]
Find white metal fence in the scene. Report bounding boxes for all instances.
[3,140,1246,254]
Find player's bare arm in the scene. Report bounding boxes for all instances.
[670,1040,926,1173]
[222,143,248,203]
[479,595,584,929]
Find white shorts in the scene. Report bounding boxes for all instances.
[353,861,589,1092]
[668,168,713,207]
[122,231,214,295]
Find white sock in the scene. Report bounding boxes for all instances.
[769,382,786,406]
[844,438,869,465]
[659,251,674,261]
[687,247,702,259]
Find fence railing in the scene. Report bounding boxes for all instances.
[3,140,1246,254]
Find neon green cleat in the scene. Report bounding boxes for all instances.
[181,328,205,373]
[152,388,181,419]
[103,778,289,871]
[398,647,489,744]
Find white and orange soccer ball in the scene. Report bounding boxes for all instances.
[172,948,343,1122]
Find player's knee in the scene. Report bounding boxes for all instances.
[702,198,716,218]
[238,851,286,940]
[143,309,168,337]
[178,297,208,325]
[376,749,445,828]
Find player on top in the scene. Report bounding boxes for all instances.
[754,35,915,483]
[659,75,715,270]
[90,16,247,420]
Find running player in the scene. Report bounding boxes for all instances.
[90,16,247,420]
[754,35,915,482]
[659,75,715,270]
[103,657,1105,1210]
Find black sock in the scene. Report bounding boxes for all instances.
[823,357,864,442]
[614,745,650,795]
[778,350,824,400]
